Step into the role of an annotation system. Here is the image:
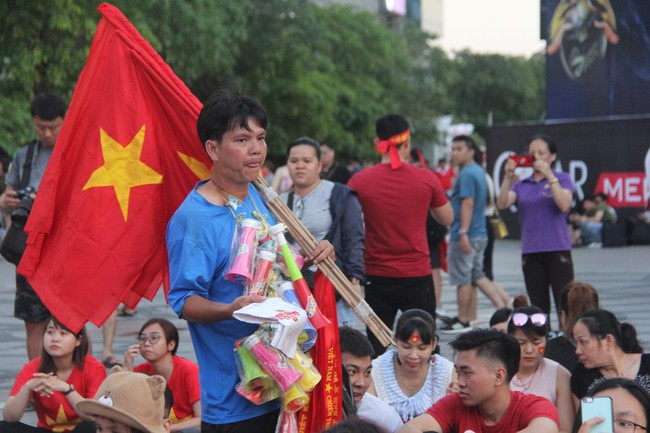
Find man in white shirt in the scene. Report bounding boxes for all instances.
[339,327,403,433]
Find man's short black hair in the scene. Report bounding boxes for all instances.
[449,328,520,381]
[375,113,409,140]
[197,92,267,147]
[30,93,66,120]
[339,327,374,359]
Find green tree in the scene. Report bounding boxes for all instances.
[445,50,545,135]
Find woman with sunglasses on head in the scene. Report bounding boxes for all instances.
[571,309,649,409]
[367,309,455,422]
[507,306,574,433]
[123,318,200,432]
[281,136,365,331]
[573,377,649,433]
[1,317,105,433]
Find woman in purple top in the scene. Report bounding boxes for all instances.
[497,134,575,326]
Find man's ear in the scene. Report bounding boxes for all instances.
[163,418,172,433]
[494,365,507,387]
[205,139,219,162]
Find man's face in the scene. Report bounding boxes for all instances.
[33,115,63,148]
[342,352,372,406]
[451,140,474,167]
[320,145,335,168]
[207,120,267,185]
[454,349,501,407]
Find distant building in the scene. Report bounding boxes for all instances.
[313,0,443,36]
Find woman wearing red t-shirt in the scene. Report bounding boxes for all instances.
[1,317,106,433]
[123,318,201,432]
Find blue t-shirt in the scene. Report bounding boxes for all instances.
[450,162,487,241]
[166,181,278,425]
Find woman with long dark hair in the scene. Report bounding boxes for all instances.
[571,309,649,408]
[1,317,105,433]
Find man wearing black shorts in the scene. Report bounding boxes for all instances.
[0,93,66,359]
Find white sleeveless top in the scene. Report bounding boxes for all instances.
[371,347,454,422]
[510,357,559,403]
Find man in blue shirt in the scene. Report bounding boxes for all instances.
[441,135,508,333]
[166,93,334,433]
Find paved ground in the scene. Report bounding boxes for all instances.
[0,239,648,424]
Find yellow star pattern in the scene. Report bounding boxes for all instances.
[45,404,79,432]
[83,125,162,221]
[177,151,211,179]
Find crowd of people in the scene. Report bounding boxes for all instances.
[0,91,648,433]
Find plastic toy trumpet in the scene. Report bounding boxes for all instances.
[234,341,279,404]
[243,333,302,393]
[269,224,331,329]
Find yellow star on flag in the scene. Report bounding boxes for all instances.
[45,404,79,432]
[83,125,163,221]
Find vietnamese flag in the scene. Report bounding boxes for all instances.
[18,3,212,332]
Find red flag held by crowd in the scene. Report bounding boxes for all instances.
[18,3,212,332]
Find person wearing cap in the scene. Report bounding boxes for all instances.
[76,371,171,433]
[348,114,453,356]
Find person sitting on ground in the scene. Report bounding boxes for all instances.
[368,309,455,422]
[571,309,650,407]
[544,281,599,373]
[76,370,172,433]
[398,328,559,433]
[339,327,402,433]
[507,306,574,433]
[489,294,529,332]
[123,318,200,432]
[577,194,616,247]
[1,317,106,433]
[573,377,649,433]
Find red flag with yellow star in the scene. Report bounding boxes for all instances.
[18,3,211,332]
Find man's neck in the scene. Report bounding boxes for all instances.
[478,387,511,426]
[211,173,249,201]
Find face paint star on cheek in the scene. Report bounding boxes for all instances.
[538,346,545,354]
[409,334,421,344]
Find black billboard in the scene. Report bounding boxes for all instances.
[486,116,650,237]
[545,0,650,120]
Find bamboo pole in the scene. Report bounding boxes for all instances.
[253,177,393,348]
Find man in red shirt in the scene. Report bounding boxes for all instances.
[434,158,456,197]
[399,329,559,433]
[348,114,453,355]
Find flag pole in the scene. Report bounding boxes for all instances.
[253,177,393,348]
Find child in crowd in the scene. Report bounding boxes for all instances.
[123,318,200,432]
[1,317,106,433]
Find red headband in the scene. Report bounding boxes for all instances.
[376,130,410,169]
